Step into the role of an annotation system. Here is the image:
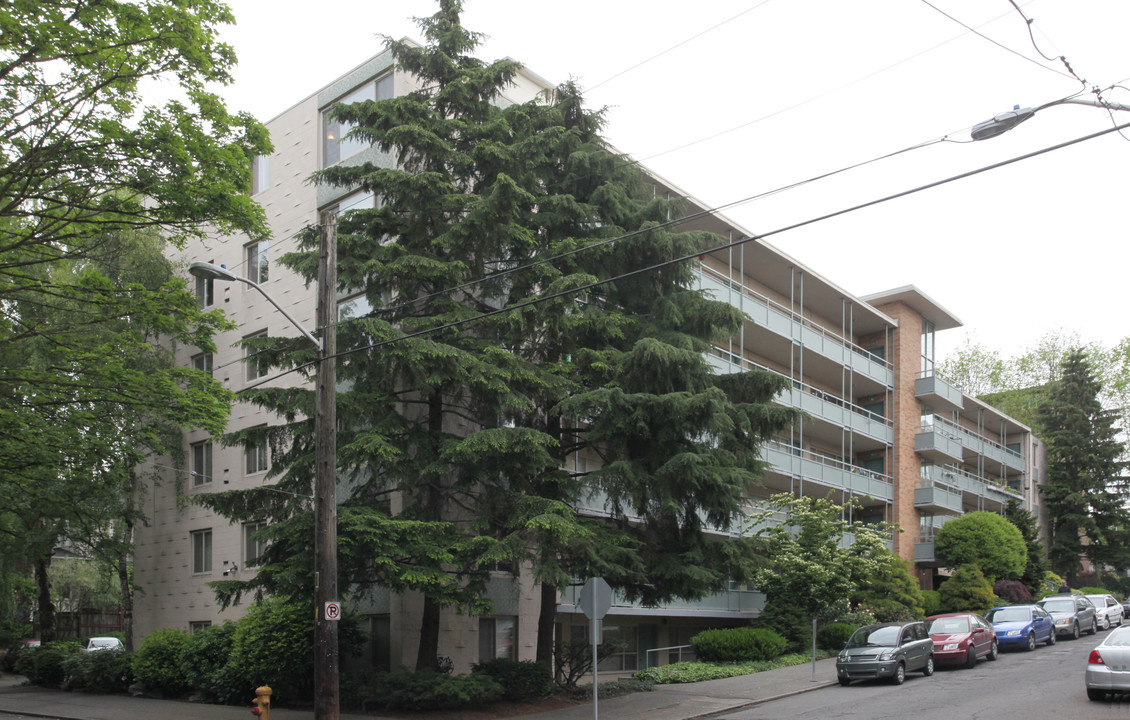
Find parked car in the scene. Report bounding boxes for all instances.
[0,639,39,672]
[1087,594,1125,630]
[985,604,1056,651]
[83,637,124,652]
[1038,594,1099,639]
[836,621,934,686]
[926,613,998,667]
[1086,624,1130,700]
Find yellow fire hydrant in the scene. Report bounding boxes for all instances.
[251,685,271,720]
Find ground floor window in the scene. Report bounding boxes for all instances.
[479,617,516,662]
[570,623,638,671]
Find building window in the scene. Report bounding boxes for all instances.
[191,441,212,486]
[245,240,269,284]
[195,271,214,309]
[322,74,393,167]
[192,530,212,574]
[245,434,268,475]
[479,617,516,662]
[244,330,267,381]
[571,624,637,671]
[251,155,269,194]
[191,353,213,376]
[921,318,936,375]
[243,521,268,565]
[189,621,212,634]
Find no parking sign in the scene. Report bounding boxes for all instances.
[324,601,341,620]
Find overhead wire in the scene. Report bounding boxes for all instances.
[235,119,1130,394]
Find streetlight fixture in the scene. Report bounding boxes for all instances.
[187,214,339,720]
[971,96,1130,141]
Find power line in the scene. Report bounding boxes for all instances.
[237,119,1130,394]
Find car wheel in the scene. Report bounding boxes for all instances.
[988,640,999,660]
[1101,616,1110,630]
[839,677,851,687]
[891,662,906,685]
[1088,688,1107,702]
[1025,633,1036,651]
[923,656,935,676]
[1072,622,1080,640]
[965,647,977,668]
[1047,630,1056,646]
[1090,619,1099,636]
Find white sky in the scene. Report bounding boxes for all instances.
[212,0,1130,362]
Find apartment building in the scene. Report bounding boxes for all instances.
[133,45,1043,673]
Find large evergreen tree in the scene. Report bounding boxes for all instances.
[208,0,792,672]
[1038,349,1129,582]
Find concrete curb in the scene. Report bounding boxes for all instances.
[685,680,837,719]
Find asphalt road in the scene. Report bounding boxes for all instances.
[719,629,1130,719]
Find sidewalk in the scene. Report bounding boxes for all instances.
[0,658,837,720]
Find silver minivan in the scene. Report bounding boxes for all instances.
[837,621,935,686]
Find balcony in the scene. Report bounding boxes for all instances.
[914,483,963,515]
[915,371,964,413]
[915,421,964,464]
[914,536,937,564]
[920,415,1025,473]
[920,464,1025,512]
[697,267,893,388]
[762,441,895,502]
[558,582,765,619]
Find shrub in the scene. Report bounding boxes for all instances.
[994,579,1032,604]
[816,623,857,650]
[179,622,240,704]
[471,658,551,701]
[691,627,786,662]
[635,651,833,684]
[61,648,133,693]
[934,512,1026,583]
[1076,586,1107,596]
[920,590,942,617]
[132,627,191,697]
[938,565,996,613]
[226,598,314,704]
[21,641,81,688]
[369,671,503,710]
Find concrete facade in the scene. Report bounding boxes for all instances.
[133,46,1044,671]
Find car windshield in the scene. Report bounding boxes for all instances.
[1041,599,1075,613]
[928,617,970,634]
[987,607,1030,623]
[847,625,901,647]
[1087,596,1108,607]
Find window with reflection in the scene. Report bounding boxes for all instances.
[322,74,393,166]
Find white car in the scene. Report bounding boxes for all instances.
[83,637,124,652]
[1087,594,1125,630]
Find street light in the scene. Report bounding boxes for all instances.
[971,96,1130,141]
[187,214,339,720]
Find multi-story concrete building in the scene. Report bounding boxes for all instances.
[134,44,1044,672]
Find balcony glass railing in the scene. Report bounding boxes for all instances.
[698,265,892,371]
[920,414,1023,461]
[766,439,893,486]
[711,347,892,426]
[920,464,1024,502]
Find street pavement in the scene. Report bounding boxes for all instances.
[0,657,837,720]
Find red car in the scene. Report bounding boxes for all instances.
[926,613,998,667]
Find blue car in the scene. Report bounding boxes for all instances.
[985,605,1056,651]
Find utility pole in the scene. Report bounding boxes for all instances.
[313,211,339,720]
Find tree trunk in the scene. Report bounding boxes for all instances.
[415,595,441,671]
[118,518,134,651]
[536,581,556,669]
[35,555,55,643]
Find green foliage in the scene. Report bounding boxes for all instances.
[634,651,834,684]
[934,512,1026,582]
[19,641,81,688]
[48,558,122,613]
[179,622,239,704]
[61,649,133,693]
[850,546,924,621]
[691,627,787,662]
[817,624,858,650]
[1038,349,1130,581]
[369,671,504,711]
[920,590,943,617]
[569,677,654,700]
[226,598,314,704]
[1076,586,1108,596]
[938,565,997,613]
[471,658,552,701]
[1005,500,1048,599]
[132,627,191,697]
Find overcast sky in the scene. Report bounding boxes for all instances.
[210,0,1130,362]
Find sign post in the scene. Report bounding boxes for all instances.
[579,578,612,720]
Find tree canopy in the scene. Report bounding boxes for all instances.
[933,511,1026,583]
